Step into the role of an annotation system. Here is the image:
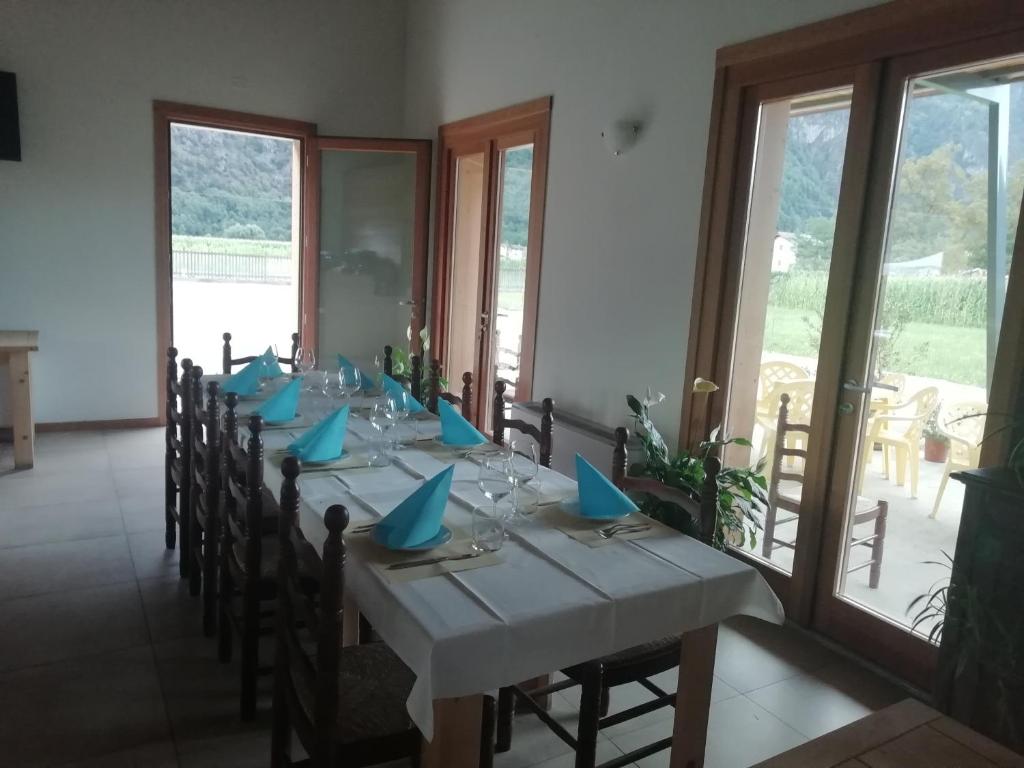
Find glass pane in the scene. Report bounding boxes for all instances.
[725,87,854,573]
[838,56,1024,634]
[170,123,300,372]
[317,150,417,371]
[445,153,486,393]
[485,144,534,427]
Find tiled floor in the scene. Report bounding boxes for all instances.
[0,429,906,767]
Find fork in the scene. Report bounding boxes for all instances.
[597,523,651,540]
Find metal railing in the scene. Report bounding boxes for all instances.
[172,250,293,284]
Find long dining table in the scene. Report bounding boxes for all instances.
[221,373,785,768]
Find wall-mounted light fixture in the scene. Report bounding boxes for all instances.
[601,120,642,156]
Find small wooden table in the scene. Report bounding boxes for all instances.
[755,698,1024,767]
[1,330,38,469]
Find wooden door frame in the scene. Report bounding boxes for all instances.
[430,96,552,418]
[301,136,432,356]
[153,101,316,423]
[684,1,1024,688]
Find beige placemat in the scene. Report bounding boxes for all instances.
[543,508,662,548]
[348,526,502,583]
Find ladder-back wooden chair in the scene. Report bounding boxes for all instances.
[166,350,193,579]
[766,392,887,589]
[424,358,474,421]
[189,376,222,636]
[270,458,422,768]
[492,380,552,468]
[222,331,300,374]
[496,426,719,767]
[219,411,279,720]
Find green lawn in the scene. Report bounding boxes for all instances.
[763,306,986,387]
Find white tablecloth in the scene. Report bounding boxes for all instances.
[236,381,784,739]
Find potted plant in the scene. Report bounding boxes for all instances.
[923,411,950,463]
[625,381,766,551]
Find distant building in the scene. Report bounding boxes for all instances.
[772,233,797,273]
[886,252,943,276]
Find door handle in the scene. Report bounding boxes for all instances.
[843,378,899,394]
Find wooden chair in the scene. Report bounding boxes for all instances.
[219,411,279,720]
[270,457,422,768]
[765,393,887,589]
[425,358,474,421]
[496,427,719,768]
[166,351,194,579]
[189,376,222,636]
[492,380,552,467]
[222,331,300,374]
[184,364,204,597]
[931,400,987,519]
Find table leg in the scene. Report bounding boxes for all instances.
[421,694,484,768]
[8,350,34,469]
[670,623,718,768]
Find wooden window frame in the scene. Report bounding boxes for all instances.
[430,96,551,416]
[153,102,316,423]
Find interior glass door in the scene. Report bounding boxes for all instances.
[815,52,1024,683]
[308,139,430,374]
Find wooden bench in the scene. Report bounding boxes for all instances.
[754,698,1024,767]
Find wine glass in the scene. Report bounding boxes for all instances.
[296,347,317,390]
[508,440,540,523]
[368,398,391,466]
[321,369,342,401]
[339,365,361,402]
[477,456,513,522]
[387,389,412,448]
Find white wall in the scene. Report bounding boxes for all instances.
[403,0,883,446]
[0,0,407,424]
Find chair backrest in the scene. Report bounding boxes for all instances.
[767,392,810,512]
[222,331,300,374]
[939,400,988,464]
[426,358,474,421]
[276,455,341,763]
[892,386,940,439]
[224,412,266,579]
[611,427,720,546]
[763,378,815,425]
[757,361,808,402]
[169,357,195,502]
[191,378,221,530]
[492,380,552,468]
[166,347,181,460]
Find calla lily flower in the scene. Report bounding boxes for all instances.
[643,387,666,408]
[693,378,720,394]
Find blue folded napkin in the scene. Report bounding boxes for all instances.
[381,374,425,413]
[254,377,302,423]
[575,453,639,519]
[262,347,285,379]
[374,465,454,548]
[438,398,486,445]
[337,355,376,391]
[288,406,349,462]
[222,359,262,395]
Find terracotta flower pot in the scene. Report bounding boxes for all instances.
[924,437,949,463]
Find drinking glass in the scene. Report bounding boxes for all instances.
[508,440,540,523]
[296,347,317,390]
[339,366,361,401]
[321,369,342,401]
[388,389,413,447]
[367,398,391,466]
[477,456,513,521]
[472,506,506,553]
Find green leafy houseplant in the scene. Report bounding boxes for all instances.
[625,385,767,551]
[390,328,448,403]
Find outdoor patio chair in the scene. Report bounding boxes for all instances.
[860,386,939,498]
[931,400,987,518]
